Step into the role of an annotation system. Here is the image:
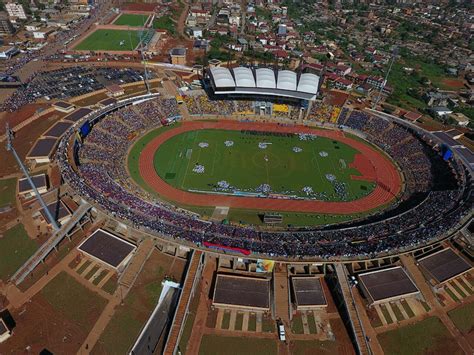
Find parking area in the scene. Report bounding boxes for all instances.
[2,66,155,112]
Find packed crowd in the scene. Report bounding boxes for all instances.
[55,97,470,259]
[340,111,434,194]
[185,94,235,116]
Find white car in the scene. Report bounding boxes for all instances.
[278,324,286,342]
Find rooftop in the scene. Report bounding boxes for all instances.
[213,274,270,309]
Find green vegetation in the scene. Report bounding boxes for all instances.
[74,29,142,51]
[445,287,460,302]
[128,123,181,193]
[0,177,17,208]
[387,54,453,110]
[199,335,277,355]
[85,265,100,280]
[391,303,405,322]
[154,128,375,201]
[221,311,231,329]
[450,281,467,298]
[291,314,304,334]
[76,259,92,274]
[378,317,463,355]
[380,304,393,324]
[41,271,107,329]
[225,207,363,227]
[114,13,149,27]
[235,312,244,331]
[248,313,257,331]
[153,16,176,35]
[0,223,38,281]
[448,302,474,334]
[262,316,275,333]
[101,276,118,295]
[400,300,415,318]
[128,124,383,227]
[307,312,317,334]
[92,269,109,286]
[255,6,272,21]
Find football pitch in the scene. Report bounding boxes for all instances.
[74,29,142,51]
[153,129,375,202]
[113,14,149,27]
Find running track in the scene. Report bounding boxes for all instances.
[138,120,402,214]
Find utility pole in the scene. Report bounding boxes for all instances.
[372,46,398,110]
[137,19,151,94]
[6,124,60,231]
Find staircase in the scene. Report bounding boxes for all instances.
[119,238,155,289]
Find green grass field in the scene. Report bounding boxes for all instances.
[41,271,107,329]
[74,29,142,51]
[377,317,463,355]
[0,177,17,208]
[114,13,149,27]
[448,302,474,334]
[0,223,38,281]
[154,129,375,201]
[127,124,382,226]
[199,335,277,355]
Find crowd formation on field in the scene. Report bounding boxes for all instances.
[56,97,471,259]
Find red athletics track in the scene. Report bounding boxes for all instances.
[138,120,402,214]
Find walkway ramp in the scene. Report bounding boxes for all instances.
[163,250,203,355]
[334,264,371,355]
[11,203,91,285]
[129,282,180,355]
[274,266,290,324]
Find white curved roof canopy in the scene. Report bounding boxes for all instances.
[233,67,256,87]
[277,70,297,91]
[210,67,235,88]
[297,73,319,94]
[256,68,276,89]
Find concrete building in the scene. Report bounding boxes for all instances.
[0,46,19,59]
[170,47,186,65]
[5,3,27,20]
[0,14,15,36]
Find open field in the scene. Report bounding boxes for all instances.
[198,335,277,355]
[74,29,142,51]
[0,177,16,208]
[377,316,463,355]
[41,271,108,329]
[0,223,38,281]
[154,128,375,201]
[114,13,149,27]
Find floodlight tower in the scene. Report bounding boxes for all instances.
[5,124,60,230]
[372,47,398,110]
[137,21,151,94]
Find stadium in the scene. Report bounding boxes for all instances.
[55,67,472,261]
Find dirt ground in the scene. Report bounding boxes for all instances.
[0,104,50,136]
[0,111,62,177]
[441,78,466,89]
[0,293,90,354]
